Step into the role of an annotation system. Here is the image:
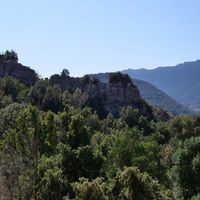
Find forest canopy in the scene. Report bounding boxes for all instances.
[0,72,200,200]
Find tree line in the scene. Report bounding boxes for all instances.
[0,74,200,199]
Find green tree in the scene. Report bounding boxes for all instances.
[171,137,200,199]
[3,50,18,62]
[0,106,41,199]
[59,144,80,182]
[73,178,109,200]
[109,72,133,86]
[120,107,140,128]
[69,88,88,108]
[43,85,63,112]
[37,155,73,200]
[106,128,164,180]
[170,115,195,140]
[28,80,47,109]
[75,145,104,179]
[106,129,141,176]
[0,77,28,107]
[28,80,63,112]
[0,103,25,137]
[40,111,59,155]
[191,194,200,200]
[61,68,70,77]
[115,166,169,200]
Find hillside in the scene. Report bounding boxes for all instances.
[123,60,200,111]
[134,79,191,115]
[0,52,153,118]
[92,73,190,114]
[1,52,200,200]
[49,72,153,118]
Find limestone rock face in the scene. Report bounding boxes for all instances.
[49,74,153,117]
[49,74,80,91]
[103,82,140,116]
[0,57,38,85]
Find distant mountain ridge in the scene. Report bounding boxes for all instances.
[92,73,190,114]
[133,79,191,114]
[123,60,200,111]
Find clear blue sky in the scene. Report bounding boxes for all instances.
[1,0,200,77]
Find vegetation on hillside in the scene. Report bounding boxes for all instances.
[109,72,133,86]
[0,73,200,200]
[1,50,19,63]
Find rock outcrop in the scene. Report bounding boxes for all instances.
[0,55,38,85]
[49,73,153,117]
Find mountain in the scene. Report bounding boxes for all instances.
[92,73,190,115]
[123,60,200,111]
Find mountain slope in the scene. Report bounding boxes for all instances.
[92,73,190,114]
[134,79,191,114]
[123,60,200,111]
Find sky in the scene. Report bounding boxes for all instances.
[1,0,200,77]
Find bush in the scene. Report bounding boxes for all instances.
[171,137,200,199]
[109,72,133,85]
[3,50,18,63]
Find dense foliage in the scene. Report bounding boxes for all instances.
[1,50,19,63]
[0,75,200,200]
[109,72,133,86]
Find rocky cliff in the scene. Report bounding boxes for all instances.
[0,55,38,85]
[49,73,153,117]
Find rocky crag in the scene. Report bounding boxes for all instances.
[0,54,38,85]
[49,72,153,117]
